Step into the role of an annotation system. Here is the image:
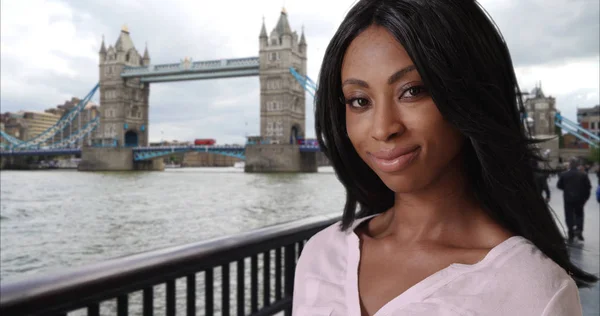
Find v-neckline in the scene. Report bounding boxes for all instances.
[344,214,524,316]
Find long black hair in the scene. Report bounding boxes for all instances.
[314,0,598,287]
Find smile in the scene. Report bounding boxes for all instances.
[368,146,421,173]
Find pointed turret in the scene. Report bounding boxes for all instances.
[531,81,545,98]
[299,27,307,54]
[260,17,268,38]
[99,35,107,63]
[143,42,150,60]
[115,24,135,52]
[299,26,307,46]
[99,35,107,54]
[274,7,292,35]
[142,42,150,66]
[259,17,268,49]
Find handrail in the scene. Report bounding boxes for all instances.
[0,213,341,316]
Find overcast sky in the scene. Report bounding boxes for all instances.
[1,0,598,144]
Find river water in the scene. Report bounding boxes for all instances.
[0,167,345,282]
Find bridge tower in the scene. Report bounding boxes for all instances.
[97,26,150,147]
[524,81,559,167]
[245,9,316,173]
[259,8,307,144]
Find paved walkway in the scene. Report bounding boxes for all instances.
[547,177,599,316]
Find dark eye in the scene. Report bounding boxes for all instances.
[348,98,369,108]
[406,87,423,96]
[400,85,427,100]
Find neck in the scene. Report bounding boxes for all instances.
[375,155,483,243]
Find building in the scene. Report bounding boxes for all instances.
[561,105,600,150]
[21,111,61,141]
[577,105,600,148]
[562,133,584,149]
[1,112,27,140]
[524,83,557,137]
[2,110,61,142]
[259,8,307,144]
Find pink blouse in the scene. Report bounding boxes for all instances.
[292,215,582,315]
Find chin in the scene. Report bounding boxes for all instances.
[376,171,430,193]
[371,151,465,194]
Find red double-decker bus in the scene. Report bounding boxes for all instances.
[194,139,216,146]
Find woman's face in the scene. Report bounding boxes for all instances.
[341,25,465,193]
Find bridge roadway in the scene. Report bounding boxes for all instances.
[0,144,322,161]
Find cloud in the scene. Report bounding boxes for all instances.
[1,0,598,144]
[485,0,599,68]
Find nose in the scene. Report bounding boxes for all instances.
[370,100,405,142]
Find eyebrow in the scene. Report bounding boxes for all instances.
[342,65,417,88]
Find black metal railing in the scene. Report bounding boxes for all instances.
[0,214,340,316]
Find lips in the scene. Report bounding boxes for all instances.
[368,145,421,173]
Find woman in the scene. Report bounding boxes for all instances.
[292,0,598,315]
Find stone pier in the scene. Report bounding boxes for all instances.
[78,147,163,171]
[244,144,317,173]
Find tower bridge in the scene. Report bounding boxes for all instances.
[85,8,312,172]
[1,8,320,172]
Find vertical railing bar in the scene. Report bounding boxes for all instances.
[251,254,258,313]
[283,244,296,316]
[117,294,129,316]
[143,287,154,316]
[205,268,214,315]
[222,263,231,316]
[263,250,271,307]
[187,274,196,316]
[237,259,245,316]
[275,247,282,301]
[166,279,176,316]
[87,303,100,316]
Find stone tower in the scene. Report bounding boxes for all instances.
[97,25,150,147]
[524,81,557,137]
[259,8,307,144]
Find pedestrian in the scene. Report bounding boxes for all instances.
[292,1,597,315]
[557,158,592,242]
